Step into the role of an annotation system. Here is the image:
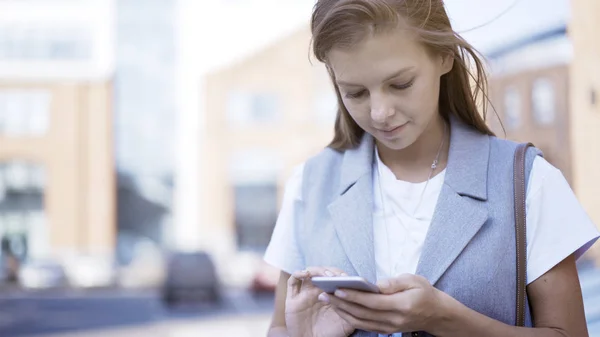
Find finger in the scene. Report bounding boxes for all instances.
[323,266,349,276]
[333,306,397,335]
[291,269,310,280]
[305,266,348,277]
[377,273,419,294]
[289,267,341,297]
[333,289,394,311]
[327,293,384,321]
[289,267,350,297]
[287,270,309,297]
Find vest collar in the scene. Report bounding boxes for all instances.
[337,115,490,201]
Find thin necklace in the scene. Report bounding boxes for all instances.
[375,123,447,277]
[413,123,447,215]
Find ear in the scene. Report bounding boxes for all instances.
[439,52,454,76]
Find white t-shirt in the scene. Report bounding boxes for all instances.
[264,155,600,285]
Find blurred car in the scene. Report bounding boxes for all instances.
[1,254,20,284]
[161,251,220,306]
[0,258,8,286]
[18,259,67,289]
[251,261,279,294]
[64,255,117,289]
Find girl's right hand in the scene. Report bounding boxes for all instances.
[285,267,355,337]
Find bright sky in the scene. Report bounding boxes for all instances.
[446,0,569,52]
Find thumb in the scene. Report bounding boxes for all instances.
[377,273,417,294]
[287,270,310,298]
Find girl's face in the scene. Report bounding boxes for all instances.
[328,29,453,151]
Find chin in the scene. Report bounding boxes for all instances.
[375,137,413,151]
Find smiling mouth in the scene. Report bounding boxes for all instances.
[379,124,406,132]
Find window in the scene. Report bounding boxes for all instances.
[229,150,282,252]
[4,161,29,190]
[0,90,51,137]
[0,161,47,261]
[0,161,46,195]
[504,86,521,130]
[233,183,278,252]
[0,24,92,61]
[532,78,556,125]
[227,91,280,126]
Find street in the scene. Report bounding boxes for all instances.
[42,314,272,337]
[0,260,599,337]
[0,288,275,337]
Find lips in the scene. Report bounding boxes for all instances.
[378,123,406,133]
[375,123,408,139]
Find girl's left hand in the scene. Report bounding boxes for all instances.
[320,274,448,335]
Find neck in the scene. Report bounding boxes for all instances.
[376,115,449,182]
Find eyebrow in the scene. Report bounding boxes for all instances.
[336,66,415,87]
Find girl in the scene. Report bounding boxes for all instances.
[265,0,599,336]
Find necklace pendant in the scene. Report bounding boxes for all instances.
[431,160,438,170]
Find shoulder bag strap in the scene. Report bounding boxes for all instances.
[514,142,534,326]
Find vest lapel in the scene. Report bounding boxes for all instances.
[328,134,377,283]
[416,117,491,286]
[326,118,491,286]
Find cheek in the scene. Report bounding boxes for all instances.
[342,101,370,123]
[407,79,441,118]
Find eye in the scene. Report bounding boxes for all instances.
[345,90,367,99]
[391,79,415,90]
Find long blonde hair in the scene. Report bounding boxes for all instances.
[310,0,495,150]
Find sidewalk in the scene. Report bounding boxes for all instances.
[41,313,272,337]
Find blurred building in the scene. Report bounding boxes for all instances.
[173,0,316,254]
[487,26,573,183]
[114,0,176,247]
[200,29,336,261]
[570,0,600,258]
[0,0,116,262]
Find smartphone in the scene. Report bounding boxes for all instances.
[311,276,380,294]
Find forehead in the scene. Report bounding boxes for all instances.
[327,30,430,83]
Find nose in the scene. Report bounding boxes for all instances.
[370,93,395,123]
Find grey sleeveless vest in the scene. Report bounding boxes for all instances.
[297,116,541,337]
